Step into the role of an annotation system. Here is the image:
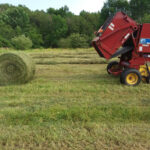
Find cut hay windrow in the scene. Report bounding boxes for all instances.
[0,52,35,85]
[30,53,97,59]
[34,58,108,65]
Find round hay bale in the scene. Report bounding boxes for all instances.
[0,52,35,85]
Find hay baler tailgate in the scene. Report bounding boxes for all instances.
[92,12,138,59]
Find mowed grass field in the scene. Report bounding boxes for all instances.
[0,48,150,150]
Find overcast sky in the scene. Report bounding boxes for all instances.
[0,0,106,15]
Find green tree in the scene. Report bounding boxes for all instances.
[30,10,52,47]
[0,4,14,13]
[70,33,89,48]
[1,6,30,29]
[58,38,71,48]
[11,35,32,50]
[66,15,93,36]
[47,6,73,17]
[15,26,22,36]
[25,26,43,48]
[142,14,150,23]
[100,0,129,25]
[58,33,89,48]
[47,15,68,47]
[0,35,12,47]
[80,11,100,30]
[129,0,150,22]
[0,22,15,39]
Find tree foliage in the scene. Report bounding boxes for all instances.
[58,34,89,48]
[46,15,68,47]
[100,0,150,24]
[1,6,29,29]
[47,6,73,18]
[142,14,150,23]
[129,0,150,22]
[11,35,32,50]
[100,0,129,25]
[0,1,150,49]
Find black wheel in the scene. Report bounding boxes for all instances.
[120,68,141,86]
[107,61,119,74]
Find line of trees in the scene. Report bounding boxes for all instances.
[0,0,150,50]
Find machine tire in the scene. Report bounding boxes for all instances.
[107,61,119,74]
[120,68,141,86]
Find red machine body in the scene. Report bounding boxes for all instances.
[92,12,150,85]
[138,24,150,53]
[93,12,138,59]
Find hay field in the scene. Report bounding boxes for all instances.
[0,48,150,150]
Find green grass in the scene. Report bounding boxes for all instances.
[0,48,150,150]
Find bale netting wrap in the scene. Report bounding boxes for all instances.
[0,52,35,85]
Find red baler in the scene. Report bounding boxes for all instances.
[92,11,150,86]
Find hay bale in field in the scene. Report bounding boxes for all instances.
[0,52,35,85]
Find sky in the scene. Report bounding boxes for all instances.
[0,0,106,15]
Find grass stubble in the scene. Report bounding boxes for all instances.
[0,48,149,150]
